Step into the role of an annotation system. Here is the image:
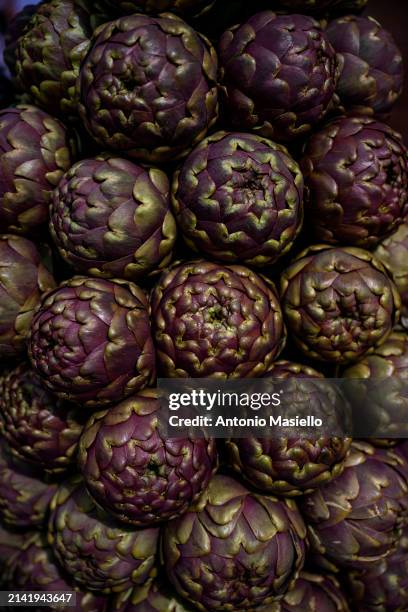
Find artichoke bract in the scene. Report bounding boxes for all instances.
[172,131,304,266]
[78,13,218,164]
[28,276,156,408]
[0,105,75,235]
[0,363,84,474]
[226,361,352,496]
[0,441,57,529]
[375,222,408,330]
[48,479,160,593]
[14,0,92,120]
[96,0,215,15]
[301,116,408,247]
[300,441,408,571]
[112,578,193,611]
[0,234,56,359]
[151,260,286,377]
[219,12,338,143]
[50,156,176,280]
[346,525,408,612]
[281,245,400,364]
[78,389,217,526]
[326,16,403,117]
[163,475,307,611]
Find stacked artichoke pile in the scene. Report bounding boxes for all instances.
[0,0,407,610]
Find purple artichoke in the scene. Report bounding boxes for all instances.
[28,276,156,408]
[346,524,408,612]
[219,12,339,143]
[226,360,352,496]
[50,155,176,280]
[14,0,92,120]
[0,363,84,474]
[163,475,307,611]
[0,441,57,529]
[375,222,408,330]
[112,579,193,611]
[78,389,217,526]
[48,478,159,593]
[280,245,400,364]
[0,105,75,235]
[95,0,215,16]
[326,16,404,116]
[151,260,286,378]
[78,13,218,164]
[3,3,38,75]
[172,131,304,266]
[0,234,56,359]
[301,116,408,247]
[300,441,408,571]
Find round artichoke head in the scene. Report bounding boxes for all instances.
[265,571,349,611]
[219,12,339,143]
[151,259,286,378]
[0,105,75,235]
[300,441,408,571]
[163,474,307,610]
[79,388,218,526]
[280,245,400,364]
[226,360,352,495]
[0,363,84,474]
[78,13,218,164]
[95,0,215,16]
[172,131,304,266]
[48,479,160,593]
[14,0,92,120]
[50,155,177,280]
[28,276,156,407]
[0,234,56,359]
[375,222,408,330]
[301,116,408,247]
[0,441,57,529]
[326,15,403,116]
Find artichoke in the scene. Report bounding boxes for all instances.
[95,0,215,16]
[28,276,156,408]
[326,16,403,117]
[226,360,352,496]
[0,104,75,235]
[48,478,159,593]
[0,234,56,359]
[3,3,38,75]
[78,13,218,164]
[163,475,307,611]
[301,116,408,247]
[219,12,339,143]
[0,441,57,529]
[50,155,177,280]
[375,222,408,330]
[112,578,193,611]
[14,0,92,120]
[78,389,217,526]
[346,525,408,612]
[0,525,26,587]
[300,441,408,571]
[172,131,304,266]
[343,332,408,442]
[151,260,286,378]
[0,363,84,474]
[280,245,400,364]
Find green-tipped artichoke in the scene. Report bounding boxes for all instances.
[261,572,349,611]
[280,245,400,364]
[375,222,408,330]
[0,234,56,359]
[14,0,92,120]
[0,105,75,235]
[172,131,304,266]
[28,276,156,408]
[50,156,176,280]
[0,363,84,474]
[300,441,408,571]
[78,389,217,526]
[78,13,218,164]
[162,475,307,611]
[151,260,286,378]
[48,478,159,593]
